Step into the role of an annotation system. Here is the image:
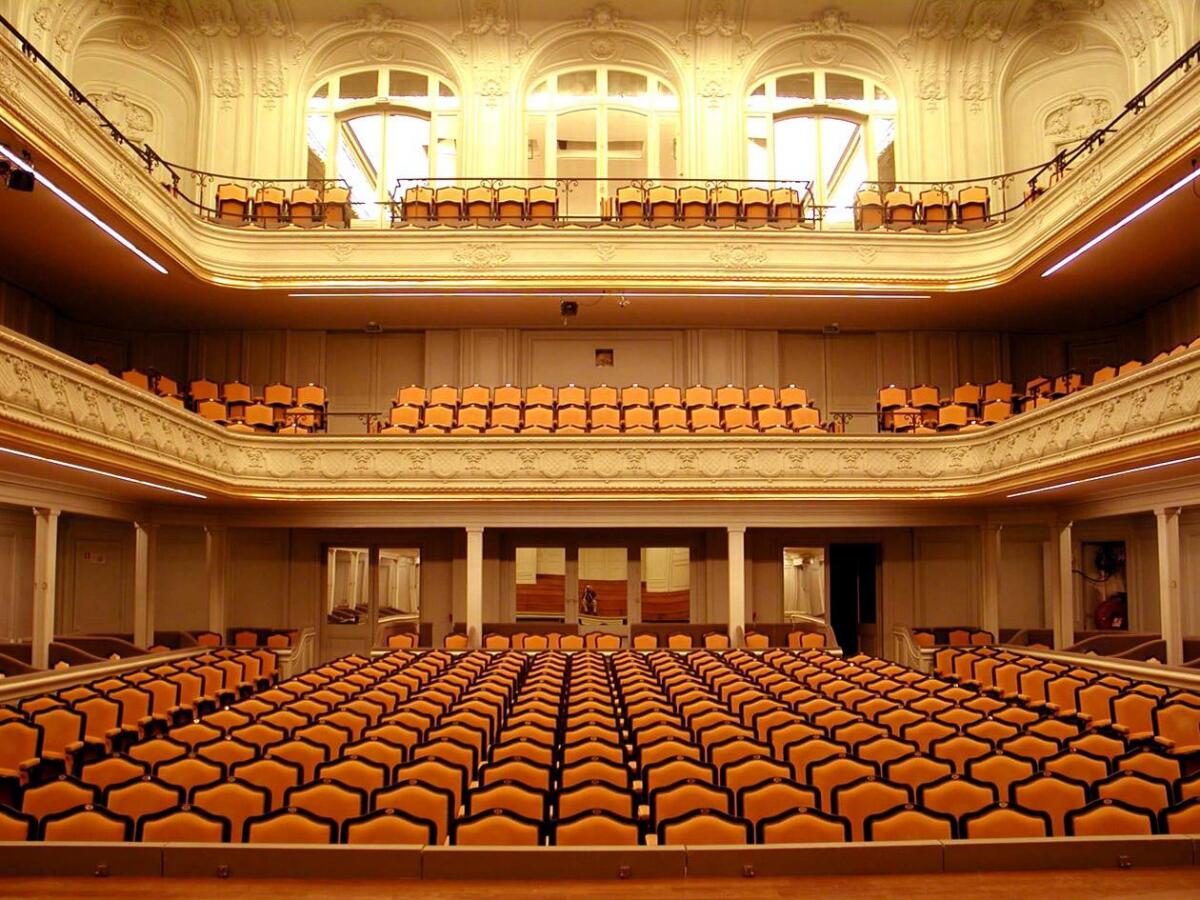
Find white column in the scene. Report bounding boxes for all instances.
[1156,507,1183,667]
[133,522,155,648]
[728,527,746,646]
[1051,521,1074,649]
[980,524,1003,642]
[205,525,227,637]
[466,527,484,648]
[31,508,59,670]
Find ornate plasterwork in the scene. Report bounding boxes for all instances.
[2,327,1200,503]
[452,242,512,268]
[710,244,765,268]
[87,90,155,140]
[1045,93,1114,140]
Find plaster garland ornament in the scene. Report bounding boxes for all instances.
[1044,94,1113,140]
[242,0,289,38]
[194,0,239,37]
[916,0,960,39]
[346,2,405,31]
[962,63,991,112]
[585,2,622,31]
[695,1,738,38]
[710,244,765,269]
[0,55,19,98]
[593,243,617,261]
[329,243,355,262]
[800,6,848,32]
[856,246,879,264]
[962,0,1008,42]
[453,243,511,268]
[467,0,511,36]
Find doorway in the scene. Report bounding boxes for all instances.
[321,544,420,659]
[829,543,879,655]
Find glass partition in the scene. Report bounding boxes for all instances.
[377,548,420,624]
[783,547,826,620]
[326,546,369,624]
[578,547,628,621]
[515,547,567,620]
[640,547,690,622]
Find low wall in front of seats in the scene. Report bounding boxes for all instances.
[0,836,1195,880]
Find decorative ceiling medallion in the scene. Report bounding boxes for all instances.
[120,25,153,51]
[588,36,617,60]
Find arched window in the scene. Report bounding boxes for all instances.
[306,68,459,222]
[526,67,679,218]
[747,71,895,226]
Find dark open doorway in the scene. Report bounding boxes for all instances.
[829,543,879,655]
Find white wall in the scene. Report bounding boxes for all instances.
[0,507,34,642]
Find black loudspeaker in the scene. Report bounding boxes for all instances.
[6,168,34,192]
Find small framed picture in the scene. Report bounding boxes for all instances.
[595,348,614,367]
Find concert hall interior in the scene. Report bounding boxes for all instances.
[0,0,1199,895]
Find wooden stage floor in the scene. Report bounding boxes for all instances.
[3,869,1199,900]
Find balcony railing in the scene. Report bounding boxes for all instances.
[1,12,1197,235]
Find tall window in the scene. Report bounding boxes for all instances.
[527,67,679,218]
[306,68,459,222]
[747,71,896,227]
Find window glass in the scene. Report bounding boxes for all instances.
[748,71,893,226]
[327,547,369,625]
[783,548,825,618]
[339,70,378,100]
[777,72,815,100]
[608,70,648,99]
[558,70,598,100]
[389,70,428,100]
[525,66,680,206]
[825,73,864,101]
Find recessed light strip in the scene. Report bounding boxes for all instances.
[0,145,168,275]
[288,291,931,300]
[0,446,206,499]
[1041,167,1200,278]
[1007,452,1200,498]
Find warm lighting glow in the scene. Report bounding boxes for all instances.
[0,145,168,275]
[1007,453,1200,498]
[0,446,206,499]
[289,290,931,300]
[1041,167,1200,277]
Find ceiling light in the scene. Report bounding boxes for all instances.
[1006,452,1200,498]
[0,446,206,499]
[0,145,168,275]
[1041,167,1200,277]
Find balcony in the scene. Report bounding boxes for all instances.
[2,325,1200,509]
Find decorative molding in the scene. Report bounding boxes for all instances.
[584,2,623,32]
[453,242,512,268]
[466,0,512,36]
[2,326,1200,504]
[1045,94,1114,140]
[710,244,766,268]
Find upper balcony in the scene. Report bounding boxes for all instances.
[0,20,1198,334]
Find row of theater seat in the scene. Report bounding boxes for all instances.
[376,383,828,436]
[215,185,352,228]
[398,184,811,229]
[854,186,992,232]
[3,644,1198,845]
[912,629,995,648]
[435,631,828,650]
[876,337,1199,434]
[0,648,276,807]
[94,365,330,435]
